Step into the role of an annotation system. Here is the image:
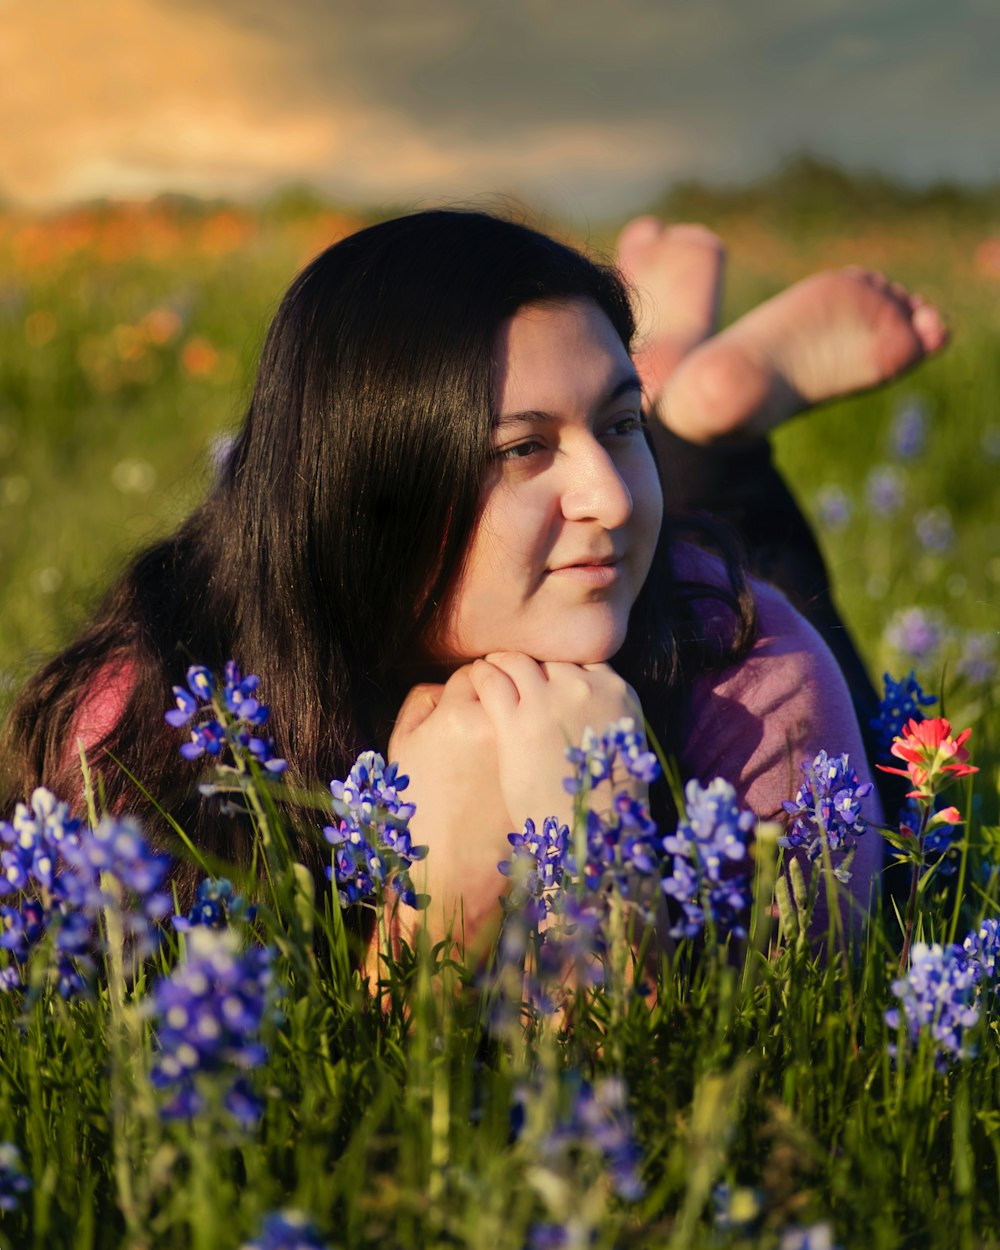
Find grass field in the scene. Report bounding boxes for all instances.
[3,189,998,733]
[2,182,1000,1249]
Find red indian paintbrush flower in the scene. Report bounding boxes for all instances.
[877,716,978,801]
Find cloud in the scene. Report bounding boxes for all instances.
[1,0,997,215]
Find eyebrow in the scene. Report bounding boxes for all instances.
[492,373,643,429]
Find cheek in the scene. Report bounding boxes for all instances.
[424,497,539,661]
[630,456,664,565]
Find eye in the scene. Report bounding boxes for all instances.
[602,413,645,438]
[492,438,545,462]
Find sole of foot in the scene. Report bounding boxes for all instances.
[658,266,949,444]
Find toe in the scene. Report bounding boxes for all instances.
[616,216,663,263]
[660,222,725,252]
[911,303,949,353]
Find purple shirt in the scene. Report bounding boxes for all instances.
[675,544,884,912]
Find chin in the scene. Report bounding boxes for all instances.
[525,621,628,665]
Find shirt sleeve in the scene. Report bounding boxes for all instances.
[64,660,134,771]
[679,568,884,914]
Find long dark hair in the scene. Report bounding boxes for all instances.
[4,209,755,903]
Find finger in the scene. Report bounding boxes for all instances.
[563,663,642,723]
[483,651,550,699]
[468,658,520,718]
[439,665,481,703]
[392,683,445,738]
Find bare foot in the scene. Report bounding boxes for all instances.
[658,267,949,444]
[616,217,726,398]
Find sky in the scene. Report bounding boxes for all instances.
[2,0,997,221]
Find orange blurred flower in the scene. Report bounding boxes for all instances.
[181,337,219,378]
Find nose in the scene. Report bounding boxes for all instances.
[559,439,634,529]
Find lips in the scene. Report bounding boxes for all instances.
[547,553,621,573]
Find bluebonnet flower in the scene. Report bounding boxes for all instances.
[500,796,662,931]
[914,798,962,875]
[963,918,1000,982]
[0,787,82,896]
[914,505,955,553]
[957,631,998,685]
[174,877,255,931]
[885,942,980,1069]
[563,718,659,795]
[780,1225,840,1250]
[870,671,936,761]
[165,661,287,774]
[241,1210,329,1250]
[324,752,426,910]
[816,484,851,531]
[0,1142,31,1212]
[537,1076,644,1202]
[0,792,172,991]
[661,778,755,940]
[150,927,276,1125]
[865,464,906,517]
[494,722,664,1016]
[329,751,416,827]
[526,1224,575,1249]
[61,817,171,907]
[712,1182,762,1233]
[780,752,872,870]
[890,397,928,458]
[500,816,571,923]
[0,966,21,992]
[883,607,946,665]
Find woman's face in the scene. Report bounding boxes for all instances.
[431,297,663,665]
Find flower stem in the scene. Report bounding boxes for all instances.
[899,804,929,973]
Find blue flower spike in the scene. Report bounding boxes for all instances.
[324,751,426,911]
[150,927,276,1126]
[0,1143,31,1212]
[186,665,215,701]
[662,777,755,940]
[241,1210,330,1250]
[165,660,287,775]
[780,751,873,872]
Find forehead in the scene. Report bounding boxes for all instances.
[494,298,634,418]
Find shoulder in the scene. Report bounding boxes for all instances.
[676,546,871,820]
[67,658,136,762]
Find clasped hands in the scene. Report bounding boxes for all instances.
[387,652,646,950]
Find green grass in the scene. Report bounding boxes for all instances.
[1,194,1000,1247]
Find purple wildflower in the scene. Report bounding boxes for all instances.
[563,717,659,796]
[865,464,905,517]
[0,792,171,991]
[324,752,426,910]
[914,505,955,553]
[870,671,936,761]
[780,1226,840,1250]
[150,928,276,1126]
[890,397,928,458]
[816,484,851,530]
[780,751,872,871]
[883,607,946,664]
[537,1076,644,1201]
[957,631,998,685]
[241,1210,330,1250]
[0,1143,31,1212]
[174,877,255,931]
[963,918,1000,982]
[886,942,980,1069]
[661,777,754,940]
[166,661,287,774]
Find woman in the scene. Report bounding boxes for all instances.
[3,209,881,942]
